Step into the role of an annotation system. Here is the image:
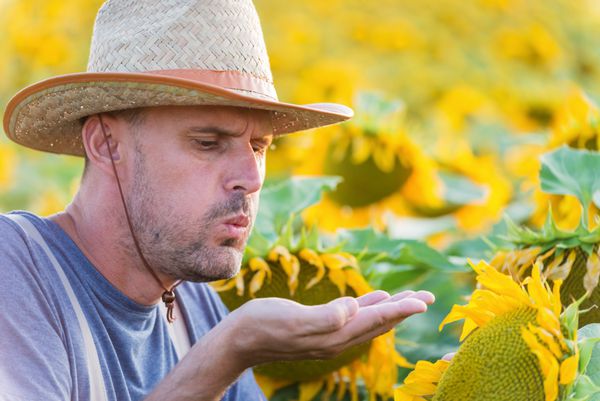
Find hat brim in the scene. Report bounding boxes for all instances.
[3,72,353,157]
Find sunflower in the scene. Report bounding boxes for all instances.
[530,89,600,230]
[211,245,411,401]
[431,133,512,232]
[490,145,600,326]
[295,92,444,232]
[293,91,512,236]
[489,241,600,327]
[394,261,592,401]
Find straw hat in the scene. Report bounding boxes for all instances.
[2,0,353,157]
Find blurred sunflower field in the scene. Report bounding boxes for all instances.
[2,0,600,400]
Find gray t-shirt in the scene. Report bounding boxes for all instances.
[0,211,263,401]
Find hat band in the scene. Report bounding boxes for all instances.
[143,69,277,101]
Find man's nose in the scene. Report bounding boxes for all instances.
[224,144,264,195]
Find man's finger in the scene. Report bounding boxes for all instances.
[380,290,415,303]
[327,298,428,348]
[356,290,390,307]
[300,297,359,335]
[384,290,435,305]
[406,290,435,305]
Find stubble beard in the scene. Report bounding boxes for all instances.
[125,149,253,283]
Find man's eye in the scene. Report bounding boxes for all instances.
[253,145,267,154]
[194,139,219,149]
[252,141,270,155]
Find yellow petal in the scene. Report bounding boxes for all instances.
[301,248,326,290]
[280,255,300,296]
[547,251,575,281]
[298,379,324,401]
[394,359,448,401]
[393,350,414,369]
[489,251,508,270]
[559,353,579,385]
[543,357,559,401]
[522,326,556,378]
[325,374,336,396]
[584,251,600,295]
[525,264,549,307]
[249,257,272,283]
[336,370,347,401]
[459,318,479,341]
[249,257,269,271]
[349,367,358,401]
[471,260,530,306]
[253,374,292,399]
[351,135,372,165]
[394,388,425,401]
[235,269,247,297]
[550,279,563,318]
[536,248,556,265]
[373,144,396,173]
[345,268,372,296]
[439,302,493,337]
[305,265,326,290]
[529,325,563,359]
[299,248,324,268]
[210,278,237,292]
[405,360,447,383]
[516,247,542,268]
[268,245,290,262]
[249,269,266,298]
[536,306,562,338]
[321,253,358,270]
[329,268,347,295]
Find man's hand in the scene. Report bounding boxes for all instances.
[226,289,434,367]
[145,290,433,401]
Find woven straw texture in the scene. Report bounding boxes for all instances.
[3,0,352,156]
[89,0,276,99]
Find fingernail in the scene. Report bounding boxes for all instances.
[415,290,436,304]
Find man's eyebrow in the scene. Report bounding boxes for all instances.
[187,126,244,137]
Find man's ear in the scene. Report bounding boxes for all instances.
[81,114,123,176]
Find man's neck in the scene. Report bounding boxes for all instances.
[48,192,175,306]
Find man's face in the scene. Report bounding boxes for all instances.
[121,105,272,282]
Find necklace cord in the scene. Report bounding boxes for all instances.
[97,114,181,323]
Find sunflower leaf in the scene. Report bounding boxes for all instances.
[243,230,272,263]
[572,374,600,401]
[564,298,584,337]
[252,176,341,241]
[540,146,600,229]
[438,171,486,206]
[335,228,464,271]
[578,324,600,398]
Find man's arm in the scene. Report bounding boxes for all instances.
[145,290,433,401]
[0,219,72,401]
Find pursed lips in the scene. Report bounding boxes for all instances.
[221,214,251,239]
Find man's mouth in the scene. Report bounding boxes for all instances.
[221,214,250,239]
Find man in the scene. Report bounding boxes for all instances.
[0,1,435,400]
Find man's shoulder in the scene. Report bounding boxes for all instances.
[0,210,60,283]
[0,210,45,235]
[0,211,40,252]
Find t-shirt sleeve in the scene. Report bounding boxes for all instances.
[0,217,72,401]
